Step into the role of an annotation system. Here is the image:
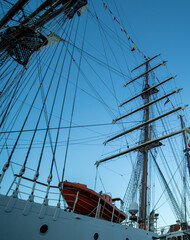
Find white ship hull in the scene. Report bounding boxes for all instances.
[0,194,157,240]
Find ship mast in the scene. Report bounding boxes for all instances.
[139,61,150,225]
[96,54,189,228]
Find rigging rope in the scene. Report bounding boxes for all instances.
[60,17,82,183]
[101,0,147,59]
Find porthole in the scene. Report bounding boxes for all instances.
[40,224,48,234]
[94,233,99,240]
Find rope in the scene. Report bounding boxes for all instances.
[61,17,82,183]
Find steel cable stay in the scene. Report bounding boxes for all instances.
[98,4,136,84]
[151,133,180,200]
[48,18,79,197]
[0,120,141,134]
[92,1,125,109]
[37,19,75,182]
[0,12,72,140]
[112,0,146,69]
[0,61,25,112]
[0,46,59,152]
[148,101,189,221]
[0,59,16,80]
[0,7,132,189]
[0,11,71,108]
[94,13,129,89]
[0,44,51,107]
[36,9,134,108]
[122,149,144,212]
[68,50,118,117]
[2,7,77,202]
[160,143,181,195]
[157,147,189,217]
[150,114,183,201]
[0,133,111,149]
[59,18,83,176]
[62,33,130,105]
[92,7,136,160]
[12,18,75,201]
[91,0,128,116]
[0,46,50,129]
[96,167,107,193]
[152,102,188,211]
[0,1,6,16]
[1,21,142,129]
[0,63,18,102]
[58,17,82,206]
[66,36,138,141]
[105,0,134,85]
[67,56,137,165]
[11,20,72,198]
[64,37,131,80]
[151,151,190,221]
[0,60,40,128]
[0,22,67,185]
[0,69,25,128]
[4,142,22,199]
[154,102,185,181]
[58,27,123,127]
[88,9,132,54]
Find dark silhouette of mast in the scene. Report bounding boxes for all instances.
[139,62,150,225]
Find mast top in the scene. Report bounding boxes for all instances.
[131,54,160,72]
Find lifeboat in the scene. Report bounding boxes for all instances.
[169,224,180,232]
[59,181,127,223]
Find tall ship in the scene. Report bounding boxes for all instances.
[0,1,189,240]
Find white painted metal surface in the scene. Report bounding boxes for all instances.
[0,194,157,240]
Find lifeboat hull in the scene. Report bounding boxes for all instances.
[59,181,127,223]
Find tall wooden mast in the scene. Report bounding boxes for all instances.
[139,62,150,224]
[95,54,189,227]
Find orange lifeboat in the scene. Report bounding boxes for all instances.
[169,224,180,232]
[59,181,127,223]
